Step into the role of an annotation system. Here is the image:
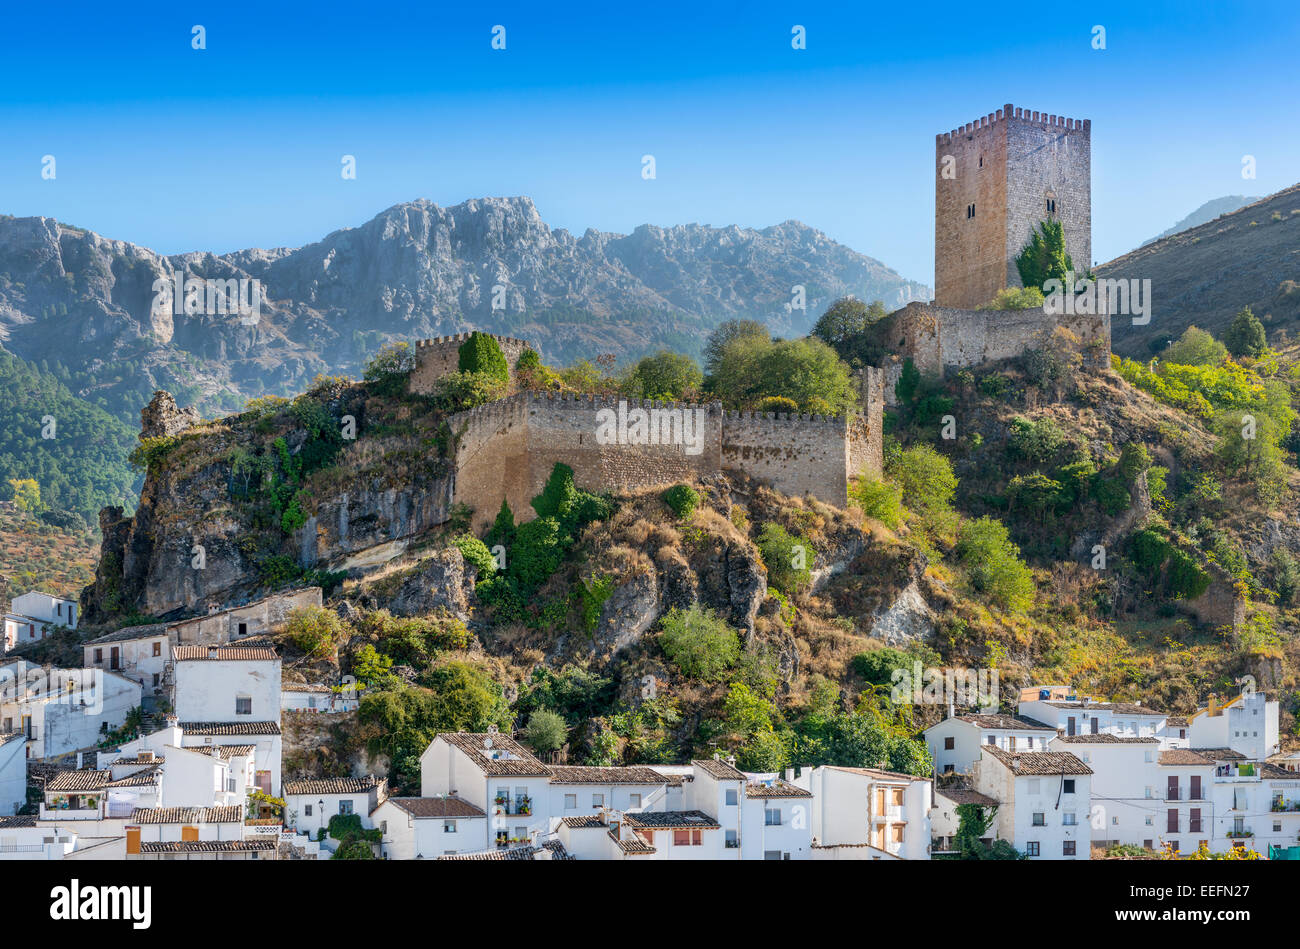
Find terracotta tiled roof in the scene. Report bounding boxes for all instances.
[1260,763,1300,780]
[186,744,257,760]
[0,815,37,828]
[0,731,25,747]
[937,786,1000,807]
[691,758,746,781]
[561,815,607,829]
[129,805,243,824]
[284,775,382,796]
[83,624,168,646]
[104,767,162,788]
[953,714,1056,731]
[623,810,720,830]
[745,780,812,799]
[611,830,656,854]
[983,747,1093,775]
[173,644,278,661]
[380,797,486,819]
[180,721,281,736]
[825,766,924,783]
[282,683,332,693]
[438,846,540,860]
[1166,716,1189,727]
[439,732,550,777]
[47,770,112,792]
[138,839,276,853]
[1159,749,1213,766]
[547,765,669,785]
[1054,734,1159,744]
[1191,747,1247,761]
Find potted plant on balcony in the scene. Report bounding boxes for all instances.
[518,796,532,815]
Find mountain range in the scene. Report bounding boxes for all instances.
[0,197,929,422]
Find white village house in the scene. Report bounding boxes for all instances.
[3,591,79,651]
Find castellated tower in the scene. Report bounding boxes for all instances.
[935,104,1091,309]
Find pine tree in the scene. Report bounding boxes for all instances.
[1223,306,1266,359]
[1014,219,1074,293]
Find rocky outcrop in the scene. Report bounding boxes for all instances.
[386,548,476,619]
[140,390,200,439]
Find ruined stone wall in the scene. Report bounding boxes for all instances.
[881,302,1110,377]
[449,391,882,528]
[721,412,858,508]
[408,332,534,395]
[447,394,533,530]
[936,105,1091,309]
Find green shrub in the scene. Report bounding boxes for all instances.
[454,533,498,578]
[757,522,814,594]
[662,483,700,519]
[363,341,416,396]
[1091,475,1131,515]
[1168,549,1212,600]
[285,606,346,658]
[848,475,905,529]
[887,445,957,515]
[1130,528,1171,573]
[955,517,1035,612]
[458,332,510,384]
[523,709,569,753]
[1116,442,1152,481]
[1008,416,1066,462]
[979,372,1013,399]
[757,395,799,415]
[657,605,741,681]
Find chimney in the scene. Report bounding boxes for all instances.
[947,699,955,719]
[783,768,795,783]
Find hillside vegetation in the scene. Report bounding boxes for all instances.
[74,304,1300,793]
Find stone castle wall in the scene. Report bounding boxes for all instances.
[936,105,1091,309]
[408,332,533,395]
[876,301,1110,378]
[448,389,884,529]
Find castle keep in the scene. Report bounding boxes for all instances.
[408,332,533,395]
[935,104,1092,309]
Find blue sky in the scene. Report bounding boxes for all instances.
[0,0,1296,287]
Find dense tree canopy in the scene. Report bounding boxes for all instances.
[0,348,138,522]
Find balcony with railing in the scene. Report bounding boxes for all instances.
[1214,764,1260,783]
[492,794,533,817]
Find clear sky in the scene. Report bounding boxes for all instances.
[0,0,1296,287]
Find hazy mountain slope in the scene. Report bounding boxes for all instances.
[0,198,929,425]
[1141,194,1260,246]
[1099,183,1300,357]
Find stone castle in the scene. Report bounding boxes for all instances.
[409,332,885,529]
[935,103,1092,309]
[407,103,1109,523]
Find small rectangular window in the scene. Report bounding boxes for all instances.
[235,696,252,715]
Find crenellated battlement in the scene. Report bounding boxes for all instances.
[936,103,1090,145]
[409,332,536,395]
[445,386,884,528]
[414,332,533,352]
